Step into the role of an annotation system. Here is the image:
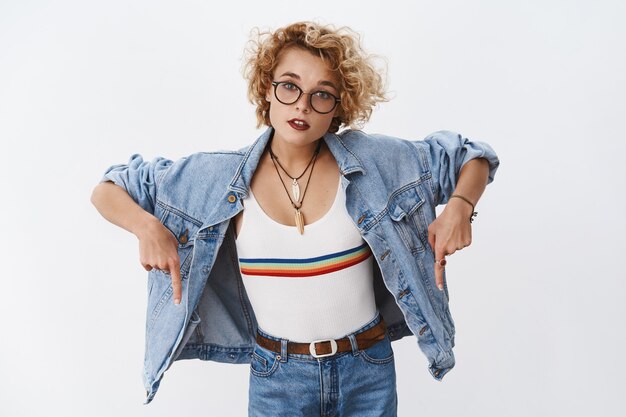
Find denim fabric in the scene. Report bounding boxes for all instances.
[99,127,500,404]
[249,312,397,417]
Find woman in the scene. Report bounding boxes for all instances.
[92,21,499,416]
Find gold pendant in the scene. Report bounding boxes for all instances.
[294,208,304,234]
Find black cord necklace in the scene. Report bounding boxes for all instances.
[268,139,322,234]
[268,139,322,202]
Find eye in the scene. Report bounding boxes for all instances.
[313,91,333,100]
[281,82,298,90]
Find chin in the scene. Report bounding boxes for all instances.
[274,125,327,144]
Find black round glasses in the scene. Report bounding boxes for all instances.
[271,81,341,114]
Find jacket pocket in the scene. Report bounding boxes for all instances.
[388,184,428,255]
[160,208,203,246]
[158,208,204,278]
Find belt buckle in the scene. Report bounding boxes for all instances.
[309,338,338,358]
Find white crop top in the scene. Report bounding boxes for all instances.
[235,177,377,342]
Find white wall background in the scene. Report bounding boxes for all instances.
[1,0,624,416]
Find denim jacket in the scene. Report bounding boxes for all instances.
[100,127,499,404]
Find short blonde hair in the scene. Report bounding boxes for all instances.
[242,21,388,133]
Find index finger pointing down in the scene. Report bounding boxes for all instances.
[434,249,447,291]
[169,256,182,305]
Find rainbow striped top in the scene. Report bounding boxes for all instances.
[234,179,377,342]
[239,242,372,277]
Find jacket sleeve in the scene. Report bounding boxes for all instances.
[99,153,175,214]
[418,130,500,206]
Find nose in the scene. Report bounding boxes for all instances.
[295,92,311,113]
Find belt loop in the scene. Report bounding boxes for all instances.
[348,333,359,356]
[280,338,288,362]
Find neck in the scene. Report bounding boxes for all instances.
[269,134,323,171]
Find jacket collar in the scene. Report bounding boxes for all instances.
[228,126,365,197]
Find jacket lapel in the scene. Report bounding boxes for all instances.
[206,127,367,232]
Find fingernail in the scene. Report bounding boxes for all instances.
[438,284,443,291]
[174,298,180,305]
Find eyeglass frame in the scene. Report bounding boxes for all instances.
[270,81,341,114]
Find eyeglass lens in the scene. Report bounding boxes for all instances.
[274,82,338,114]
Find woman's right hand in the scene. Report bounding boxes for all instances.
[136,217,183,305]
[91,182,183,305]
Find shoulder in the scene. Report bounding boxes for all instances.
[184,148,247,165]
[336,129,429,169]
[166,149,246,174]
[337,128,469,163]
[340,128,460,147]
[153,148,248,222]
[159,149,246,192]
[338,129,412,147]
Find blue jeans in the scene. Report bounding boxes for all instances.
[248,312,398,417]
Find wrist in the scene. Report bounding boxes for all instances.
[447,194,478,223]
[446,197,474,217]
[133,212,161,239]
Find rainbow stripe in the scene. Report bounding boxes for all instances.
[239,243,372,277]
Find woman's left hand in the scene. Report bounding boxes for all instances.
[427,197,474,291]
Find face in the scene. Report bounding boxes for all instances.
[266,47,340,147]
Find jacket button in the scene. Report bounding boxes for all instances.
[179,229,188,244]
[357,214,366,224]
[227,194,237,203]
[419,325,428,336]
[434,369,441,377]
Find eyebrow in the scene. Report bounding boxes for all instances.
[278,72,339,92]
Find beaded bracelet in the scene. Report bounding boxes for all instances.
[450,194,478,223]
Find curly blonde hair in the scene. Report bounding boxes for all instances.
[242,21,388,133]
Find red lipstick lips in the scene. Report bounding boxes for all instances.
[288,119,310,131]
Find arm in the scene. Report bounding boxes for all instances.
[91,181,160,237]
[92,154,183,305]
[442,157,490,221]
[427,158,490,291]
[418,130,499,291]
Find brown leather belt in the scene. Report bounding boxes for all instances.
[255,319,387,358]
